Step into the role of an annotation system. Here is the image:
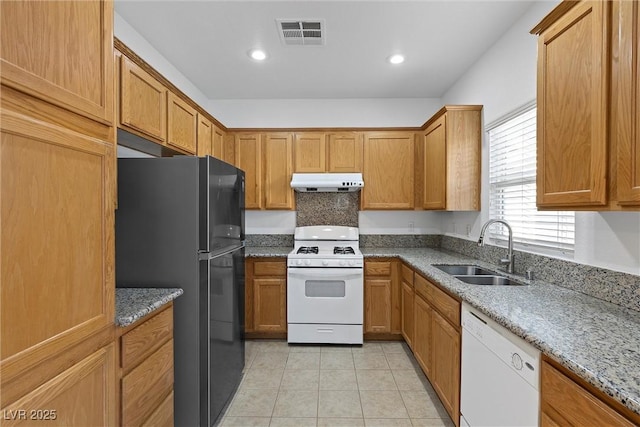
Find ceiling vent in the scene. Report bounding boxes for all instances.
[277,19,325,46]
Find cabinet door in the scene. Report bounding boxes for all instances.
[413,295,433,378]
[536,1,609,207]
[264,133,294,209]
[197,114,213,157]
[235,134,262,209]
[254,278,286,332]
[423,115,447,210]
[363,132,415,209]
[1,112,115,378]
[541,361,635,426]
[431,312,460,425]
[401,281,415,348]
[120,56,167,143]
[0,0,114,124]
[167,93,197,154]
[614,0,640,206]
[364,279,392,333]
[213,125,225,160]
[327,132,363,172]
[1,344,116,427]
[294,132,326,172]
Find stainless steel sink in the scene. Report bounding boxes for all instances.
[434,264,495,276]
[455,275,526,286]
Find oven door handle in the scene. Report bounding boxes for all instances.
[288,270,363,280]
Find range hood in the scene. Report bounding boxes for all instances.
[290,173,364,192]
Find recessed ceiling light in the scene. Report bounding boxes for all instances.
[248,49,267,61]
[388,54,405,65]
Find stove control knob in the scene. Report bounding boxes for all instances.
[296,260,303,266]
[305,259,311,266]
[322,260,329,266]
[340,260,346,266]
[348,260,355,266]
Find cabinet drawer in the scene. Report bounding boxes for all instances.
[365,261,392,276]
[122,340,174,427]
[142,390,174,427]
[121,306,173,372]
[414,274,434,302]
[430,283,460,327]
[542,361,634,426]
[401,264,414,285]
[254,261,286,276]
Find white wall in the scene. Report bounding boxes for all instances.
[115,12,210,109]
[440,0,640,275]
[207,98,442,128]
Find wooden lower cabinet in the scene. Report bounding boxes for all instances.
[118,304,175,427]
[541,358,639,426]
[413,293,433,378]
[246,258,287,337]
[364,260,401,337]
[400,264,415,348]
[431,311,461,422]
[411,271,461,427]
[1,343,116,427]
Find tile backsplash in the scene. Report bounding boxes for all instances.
[295,192,359,227]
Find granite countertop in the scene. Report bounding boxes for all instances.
[115,287,184,327]
[247,245,640,416]
[245,246,291,257]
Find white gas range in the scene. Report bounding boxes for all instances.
[287,226,364,344]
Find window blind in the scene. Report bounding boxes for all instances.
[488,105,575,254]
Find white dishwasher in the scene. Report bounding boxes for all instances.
[460,302,540,427]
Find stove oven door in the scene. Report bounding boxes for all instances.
[287,267,363,324]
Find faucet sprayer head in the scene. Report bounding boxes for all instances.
[477,236,484,247]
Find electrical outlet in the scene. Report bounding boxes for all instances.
[409,221,414,233]
[466,224,472,236]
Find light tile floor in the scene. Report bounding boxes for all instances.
[219,341,454,427]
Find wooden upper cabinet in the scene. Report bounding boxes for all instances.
[197,114,213,157]
[294,132,326,172]
[119,56,167,143]
[362,132,415,209]
[422,106,481,211]
[264,133,294,210]
[423,115,447,210]
[235,133,263,209]
[167,93,197,154]
[533,1,610,208]
[614,0,640,206]
[327,132,363,172]
[0,0,114,124]
[213,125,226,160]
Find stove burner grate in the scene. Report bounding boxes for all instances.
[297,246,319,254]
[333,246,356,255]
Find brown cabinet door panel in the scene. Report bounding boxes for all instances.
[1,0,114,124]
[413,294,433,378]
[363,132,415,209]
[120,56,167,142]
[1,113,114,375]
[197,114,213,157]
[265,133,294,209]
[254,278,287,332]
[537,1,609,207]
[327,132,363,172]
[294,132,326,172]
[401,281,415,348]
[431,312,460,424]
[167,93,197,154]
[235,133,263,209]
[1,344,116,427]
[364,279,392,333]
[423,116,447,209]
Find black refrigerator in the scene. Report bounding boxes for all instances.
[115,156,245,427]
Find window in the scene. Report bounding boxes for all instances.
[487,103,574,255]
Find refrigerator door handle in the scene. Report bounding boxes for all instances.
[198,244,245,260]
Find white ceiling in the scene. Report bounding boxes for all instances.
[114,0,536,100]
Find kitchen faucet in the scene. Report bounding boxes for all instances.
[478,219,515,274]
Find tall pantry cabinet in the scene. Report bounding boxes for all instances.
[1,1,117,424]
